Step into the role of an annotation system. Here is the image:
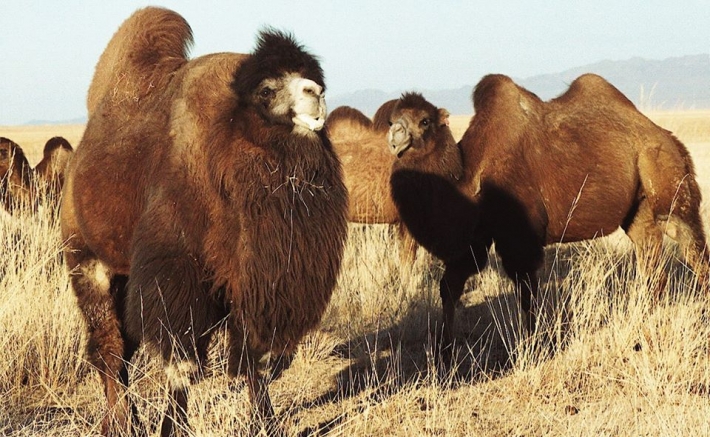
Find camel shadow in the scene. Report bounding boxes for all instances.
[293,231,703,436]
[292,263,541,436]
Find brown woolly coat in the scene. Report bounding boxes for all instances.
[328,109,399,223]
[460,74,702,247]
[62,8,348,361]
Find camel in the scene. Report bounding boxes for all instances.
[387,78,708,365]
[34,136,73,202]
[61,7,348,436]
[0,137,34,213]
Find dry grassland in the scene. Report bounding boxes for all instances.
[1,111,710,436]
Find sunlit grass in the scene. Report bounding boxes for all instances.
[1,113,710,435]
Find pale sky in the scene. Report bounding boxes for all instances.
[1,1,708,125]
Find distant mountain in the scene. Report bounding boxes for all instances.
[25,116,87,125]
[517,54,710,110]
[329,54,710,115]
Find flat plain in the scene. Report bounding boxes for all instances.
[1,110,710,436]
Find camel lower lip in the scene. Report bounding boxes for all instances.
[294,115,324,131]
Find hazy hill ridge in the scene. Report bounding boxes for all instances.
[330,54,710,115]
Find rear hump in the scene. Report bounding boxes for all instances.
[87,7,193,115]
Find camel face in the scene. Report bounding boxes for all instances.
[388,96,448,159]
[388,109,431,157]
[387,117,412,157]
[290,77,326,132]
[253,73,326,134]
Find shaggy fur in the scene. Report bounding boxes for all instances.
[327,103,418,261]
[62,7,347,436]
[0,137,34,212]
[34,136,73,205]
[389,81,708,365]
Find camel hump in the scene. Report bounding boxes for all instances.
[473,74,540,117]
[327,106,374,141]
[327,106,373,129]
[37,136,73,177]
[560,73,636,108]
[43,136,73,155]
[87,7,193,115]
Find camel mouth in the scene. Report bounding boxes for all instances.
[389,141,410,158]
[293,114,325,132]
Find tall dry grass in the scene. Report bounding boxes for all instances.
[1,113,710,436]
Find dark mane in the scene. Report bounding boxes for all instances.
[397,92,437,113]
[394,92,446,129]
[231,28,325,101]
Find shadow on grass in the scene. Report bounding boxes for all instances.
[291,268,522,436]
[292,237,705,436]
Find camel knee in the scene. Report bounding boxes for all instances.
[70,259,125,369]
[660,216,709,274]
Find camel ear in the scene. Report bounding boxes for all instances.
[438,108,450,127]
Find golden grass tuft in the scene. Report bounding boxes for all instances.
[1,112,710,435]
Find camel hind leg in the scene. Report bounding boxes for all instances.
[634,138,710,295]
[661,211,710,292]
[66,250,140,436]
[624,200,668,297]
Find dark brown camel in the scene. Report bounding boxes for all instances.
[0,137,34,213]
[61,7,348,436]
[327,103,418,261]
[387,78,708,365]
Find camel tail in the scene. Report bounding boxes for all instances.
[87,7,193,115]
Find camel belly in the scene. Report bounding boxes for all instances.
[544,185,636,244]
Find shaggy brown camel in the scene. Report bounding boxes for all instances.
[388,78,708,365]
[61,7,347,436]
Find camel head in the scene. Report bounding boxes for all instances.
[387,93,463,181]
[232,29,327,135]
[388,92,452,158]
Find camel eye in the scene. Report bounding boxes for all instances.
[259,87,273,98]
[421,118,430,127]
